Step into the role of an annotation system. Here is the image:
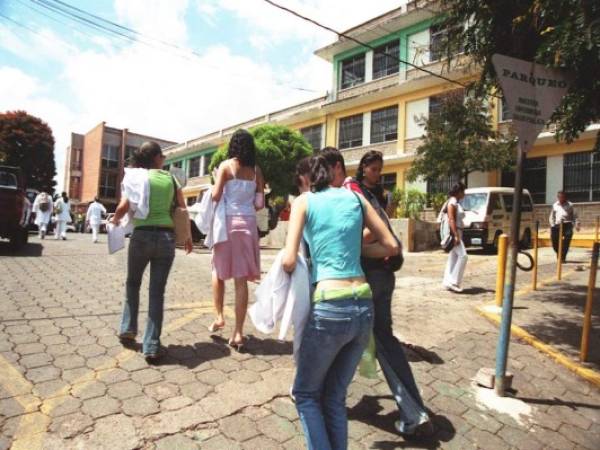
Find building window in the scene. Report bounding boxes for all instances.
[188,157,201,178]
[124,145,137,166]
[427,174,460,196]
[338,114,363,149]
[371,106,398,144]
[429,95,444,116]
[69,176,80,199]
[71,148,82,170]
[563,151,600,203]
[163,164,171,171]
[186,196,196,207]
[101,144,120,169]
[373,40,399,79]
[173,161,183,169]
[381,173,397,192]
[99,172,118,198]
[301,124,322,151]
[429,23,463,62]
[499,97,512,122]
[501,157,547,204]
[340,54,365,89]
[202,153,215,176]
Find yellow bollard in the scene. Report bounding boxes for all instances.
[581,242,599,362]
[557,222,564,281]
[532,222,539,291]
[495,234,509,307]
[596,216,599,242]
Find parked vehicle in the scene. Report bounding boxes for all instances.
[461,187,535,253]
[0,166,29,249]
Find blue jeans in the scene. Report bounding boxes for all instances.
[366,269,429,432]
[119,229,175,354]
[293,297,374,450]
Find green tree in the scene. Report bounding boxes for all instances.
[0,111,56,192]
[438,0,600,149]
[209,123,313,197]
[407,92,516,185]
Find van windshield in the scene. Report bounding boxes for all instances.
[462,193,488,213]
[0,171,18,189]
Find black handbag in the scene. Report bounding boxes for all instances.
[353,184,404,272]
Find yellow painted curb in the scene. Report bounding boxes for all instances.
[477,305,600,388]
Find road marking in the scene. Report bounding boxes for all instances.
[477,305,600,387]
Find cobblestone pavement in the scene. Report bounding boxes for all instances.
[0,234,599,449]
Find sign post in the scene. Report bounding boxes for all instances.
[491,54,570,396]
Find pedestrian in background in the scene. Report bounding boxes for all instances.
[53,192,72,240]
[550,190,580,262]
[284,152,399,450]
[345,150,432,436]
[32,191,53,239]
[112,141,193,361]
[86,197,107,243]
[209,129,265,352]
[442,182,467,293]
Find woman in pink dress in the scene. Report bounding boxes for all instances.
[210,129,265,351]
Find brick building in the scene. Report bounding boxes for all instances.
[63,122,176,211]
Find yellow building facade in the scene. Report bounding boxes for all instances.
[164,2,599,222]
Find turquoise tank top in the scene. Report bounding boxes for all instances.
[303,187,364,283]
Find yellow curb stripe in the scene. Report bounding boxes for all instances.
[0,354,36,402]
[477,304,600,387]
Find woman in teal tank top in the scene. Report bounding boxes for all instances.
[283,154,399,450]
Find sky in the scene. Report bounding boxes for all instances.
[0,0,405,191]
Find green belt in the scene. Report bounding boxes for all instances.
[313,283,372,303]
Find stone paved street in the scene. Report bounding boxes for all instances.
[1,233,599,449]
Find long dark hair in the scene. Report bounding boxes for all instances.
[133,141,163,169]
[448,181,466,198]
[295,157,311,190]
[356,150,383,182]
[319,146,345,174]
[309,155,332,192]
[228,129,256,167]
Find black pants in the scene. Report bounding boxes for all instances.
[365,269,425,410]
[551,222,574,261]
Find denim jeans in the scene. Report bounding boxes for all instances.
[366,269,429,433]
[119,229,175,354]
[293,296,373,450]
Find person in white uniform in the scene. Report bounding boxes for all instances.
[86,197,106,243]
[442,182,468,293]
[32,191,53,239]
[53,192,72,240]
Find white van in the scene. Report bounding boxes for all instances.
[461,187,535,252]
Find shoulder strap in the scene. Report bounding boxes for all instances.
[171,175,178,211]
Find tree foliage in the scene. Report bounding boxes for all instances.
[438,0,600,149]
[0,111,56,193]
[209,123,314,197]
[407,92,516,184]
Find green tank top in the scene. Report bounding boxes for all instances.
[134,170,176,228]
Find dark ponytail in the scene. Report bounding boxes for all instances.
[309,155,332,192]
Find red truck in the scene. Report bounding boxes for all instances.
[0,166,29,250]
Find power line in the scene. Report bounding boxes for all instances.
[25,0,318,93]
[261,0,478,94]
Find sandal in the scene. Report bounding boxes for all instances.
[228,338,246,353]
[208,321,225,333]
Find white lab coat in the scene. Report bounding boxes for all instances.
[86,201,106,226]
[249,250,311,362]
[121,168,150,220]
[194,190,227,249]
[32,193,53,226]
[53,198,72,222]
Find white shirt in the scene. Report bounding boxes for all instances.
[54,198,72,222]
[86,201,107,225]
[448,197,465,229]
[550,201,578,227]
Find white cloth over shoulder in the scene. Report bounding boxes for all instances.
[121,168,150,220]
[32,193,53,226]
[53,199,72,222]
[249,250,311,362]
[194,190,227,249]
